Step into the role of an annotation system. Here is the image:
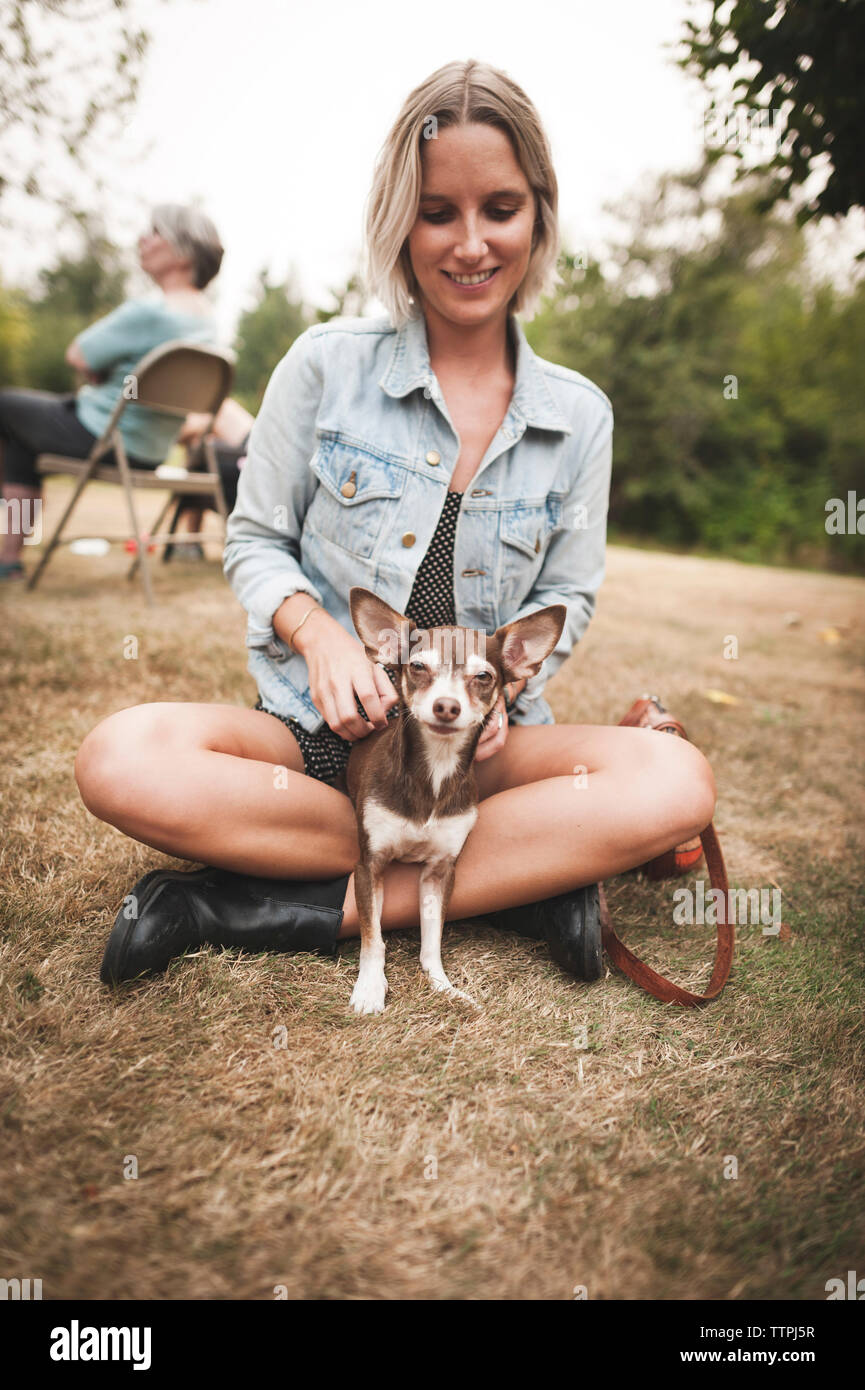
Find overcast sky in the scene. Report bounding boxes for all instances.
[4,0,863,341]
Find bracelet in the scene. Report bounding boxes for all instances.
[288,603,321,650]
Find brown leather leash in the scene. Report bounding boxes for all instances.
[598,696,734,1006]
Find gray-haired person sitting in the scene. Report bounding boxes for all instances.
[0,204,224,580]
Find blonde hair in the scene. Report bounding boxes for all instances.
[363,59,561,327]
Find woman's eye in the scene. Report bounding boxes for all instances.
[420,207,519,225]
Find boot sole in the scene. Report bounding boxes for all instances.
[100,868,213,984]
[576,884,603,980]
[543,884,604,981]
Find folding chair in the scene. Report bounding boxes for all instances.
[27,340,235,605]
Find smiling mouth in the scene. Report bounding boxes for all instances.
[443,268,500,286]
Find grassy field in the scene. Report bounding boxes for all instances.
[1,478,863,1300]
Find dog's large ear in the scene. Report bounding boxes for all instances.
[494,604,567,681]
[349,587,415,665]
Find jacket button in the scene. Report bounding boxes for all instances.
[402,532,416,547]
[340,480,357,498]
[425,450,441,465]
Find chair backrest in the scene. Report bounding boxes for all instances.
[128,341,236,419]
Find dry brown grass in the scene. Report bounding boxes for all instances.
[1,478,864,1300]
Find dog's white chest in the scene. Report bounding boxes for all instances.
[361,799,478,864]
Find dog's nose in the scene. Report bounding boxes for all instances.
[432,697,460,723]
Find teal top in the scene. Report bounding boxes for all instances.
[75,296,217,462]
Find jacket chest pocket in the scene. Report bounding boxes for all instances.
[306,437,407,559]
[498,496,565,596]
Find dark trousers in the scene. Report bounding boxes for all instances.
[0,389,155,489]
[182,433,249,514]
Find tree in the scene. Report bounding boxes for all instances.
[232,272,311,412]
[35,221,128,319]
[0,281,31,384]
[0,0,153,223]
[678,0,865,223]
[15,220,128,390]
[526,165,865,571]
[314,271,370,323]
[232,268,370,411]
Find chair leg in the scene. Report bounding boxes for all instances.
[114,442,155,605]
[203,436,230,522]
[160,497,186,565]
[26,459,98,591]
[127,492,175,578]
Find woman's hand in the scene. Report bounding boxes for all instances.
[64,339,104,385]
[474,693,509,763]
[177,411,211,446]
[291,606,399,740]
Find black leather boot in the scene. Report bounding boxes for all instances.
[486,883,604,981]
[100,866,350,984]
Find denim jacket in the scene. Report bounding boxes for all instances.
[223,311,613,733]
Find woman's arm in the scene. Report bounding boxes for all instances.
[65,338,106,384]
[510,399,614,709]
[223,331,399,739]
[65,340,89,373]
[223,332,328,638]
[72,299,148,376]
[281,593,398,738]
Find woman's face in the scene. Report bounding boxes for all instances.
[137,225,192,283]
[407,121,536,332]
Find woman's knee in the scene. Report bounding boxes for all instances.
[75,703,192,824]
[647,734,717,841]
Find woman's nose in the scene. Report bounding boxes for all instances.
[454,219,488,259]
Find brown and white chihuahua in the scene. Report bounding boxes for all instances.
[345,587,566,1015]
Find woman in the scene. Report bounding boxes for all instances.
[169,396,254,554]
[75,61,715,987]
[0,204,223,579]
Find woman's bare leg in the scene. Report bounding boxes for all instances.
[1,482,40,564]
[75,703,358,877]
[339,721,715,936]
[75,702,716,940]
[177,398,254,534]
[210,397,255,447]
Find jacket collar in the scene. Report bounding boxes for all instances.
[379,310,572,435]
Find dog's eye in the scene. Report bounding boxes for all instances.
[409,660,427,675]
[473,671,494,684]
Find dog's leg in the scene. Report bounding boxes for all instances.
[419,860,476,1005]
[349,858,389,1016]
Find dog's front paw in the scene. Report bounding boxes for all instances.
[350,971,389,1016]
[448,985,479,1008]
[426,971,478,1008]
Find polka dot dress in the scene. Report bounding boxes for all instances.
[403,488,461,628]
[255,490,464,784]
